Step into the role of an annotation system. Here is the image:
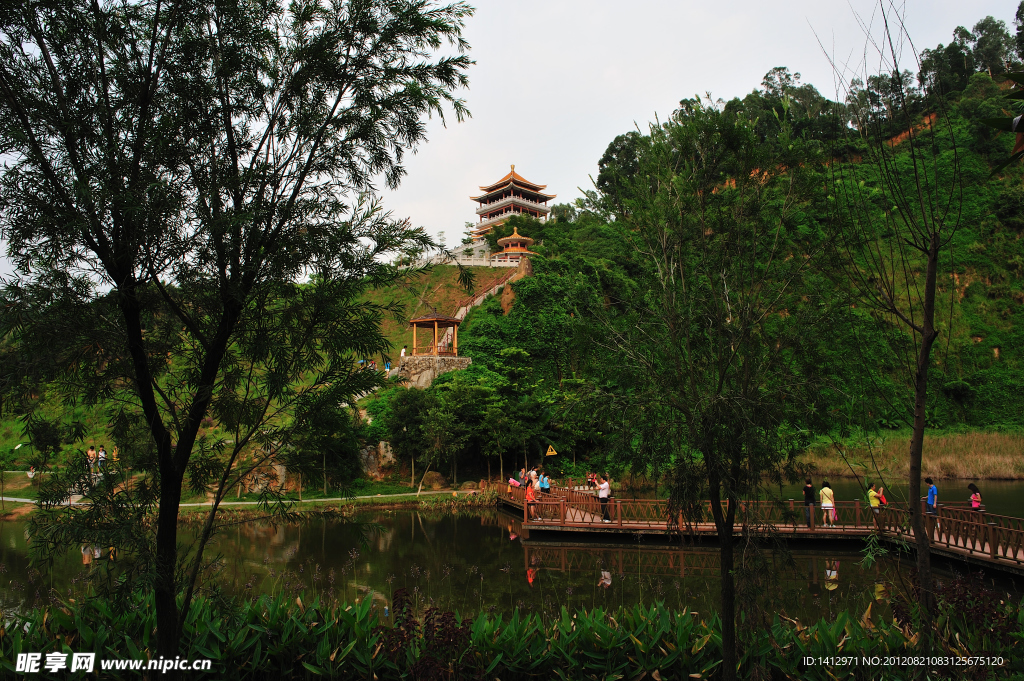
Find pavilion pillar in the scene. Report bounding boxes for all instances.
[433,321,438,356]
[412,324,417,356]
[454,324,458,356]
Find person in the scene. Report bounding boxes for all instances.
[540,470,551,495]
[598,473,611,523]
[385,361,391,372]
[525,474,538,520]
[867,482,883,525]
[802,478,815,528]
[925,477,938,515]
[86,445,96,473]
[97,445,107,473]
[598,570,612,589]
[401,345,407,358]
[968,482,982,511]
[824,559,839,592]
[819,481,836,528]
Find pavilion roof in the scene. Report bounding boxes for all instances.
[409,313,462,326]
[497,226,535,247]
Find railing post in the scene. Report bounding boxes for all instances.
[855,501,861,527]
[617,500,623,527]
[809,503,815,531]
[559,498,565,527]
[988,523,998,560]
[788,499,795,532]
[523,494,528,523]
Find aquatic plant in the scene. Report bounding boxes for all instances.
[1,590,1020,679]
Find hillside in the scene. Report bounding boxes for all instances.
[361,265,511,363]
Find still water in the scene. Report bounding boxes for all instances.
[1,509,1020,622]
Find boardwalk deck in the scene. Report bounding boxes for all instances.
[499,484,1024,576]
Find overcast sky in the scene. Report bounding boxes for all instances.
[382,0,1018,246]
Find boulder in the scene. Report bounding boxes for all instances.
[460,481,477,490]
[420,471,447,490]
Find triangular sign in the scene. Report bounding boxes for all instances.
[545,445,557,456]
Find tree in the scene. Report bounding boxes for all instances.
[593,100,832,681]
[826,9,963,638]
[0,0,472,661]
[970,16,1017,76]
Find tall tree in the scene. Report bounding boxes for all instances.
[593,100,832,681]
[826,8,963,636]
[0,0,472,661]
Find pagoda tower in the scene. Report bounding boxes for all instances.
[470,165,555,239]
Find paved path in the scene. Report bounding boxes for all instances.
[0,489,459,507]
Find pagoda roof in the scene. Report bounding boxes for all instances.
[471,165,557,200]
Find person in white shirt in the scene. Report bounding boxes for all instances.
[400,346,407,358]
[598,474,611,522]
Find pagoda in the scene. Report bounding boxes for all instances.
[492,226,536,262]
[470,165,555,239]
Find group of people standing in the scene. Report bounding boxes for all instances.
[801,477,983,528]
[514,466,552,520]
[802,479,842,528]
[85,445,110,474]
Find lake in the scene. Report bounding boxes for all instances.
[1,507,1020,624]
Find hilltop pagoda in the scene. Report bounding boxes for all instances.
[471,165,555,239]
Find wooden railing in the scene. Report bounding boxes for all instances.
[879,506,1024,566]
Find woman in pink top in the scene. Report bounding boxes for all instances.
[968,483,982,511]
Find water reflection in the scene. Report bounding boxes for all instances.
[0,509,1018,622]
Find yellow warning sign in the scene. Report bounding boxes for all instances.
[545,445,558,456]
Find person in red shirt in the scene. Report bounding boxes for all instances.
[525,480,537,520]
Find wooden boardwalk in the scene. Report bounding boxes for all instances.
[500,484,1024,576]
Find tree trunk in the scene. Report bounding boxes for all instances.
[298,472,302,502]
[154,466,185,661]
[708,470,737,681]
[416,463,432,495]
[908,235,941,638]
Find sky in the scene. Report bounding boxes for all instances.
[382,0,1019,246]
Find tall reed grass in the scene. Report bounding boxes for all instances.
[801,432,1024,480]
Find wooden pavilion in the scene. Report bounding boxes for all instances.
[409,313,462,356]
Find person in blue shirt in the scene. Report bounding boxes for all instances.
[539,470,550,495]
[925,477,938,515]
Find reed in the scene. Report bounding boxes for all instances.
[801,431,1024,480]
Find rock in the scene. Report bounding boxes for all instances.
[460,481,477,490]
[359,441,395,481]
[395,355,472,389]
[501,257,533,315]
[420,471,447,490]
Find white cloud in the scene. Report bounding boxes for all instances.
[383,0,1017,244]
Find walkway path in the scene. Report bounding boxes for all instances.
[0,489,459,507]
[501,484,1024,575]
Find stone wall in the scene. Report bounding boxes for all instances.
[395,355,472,388]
